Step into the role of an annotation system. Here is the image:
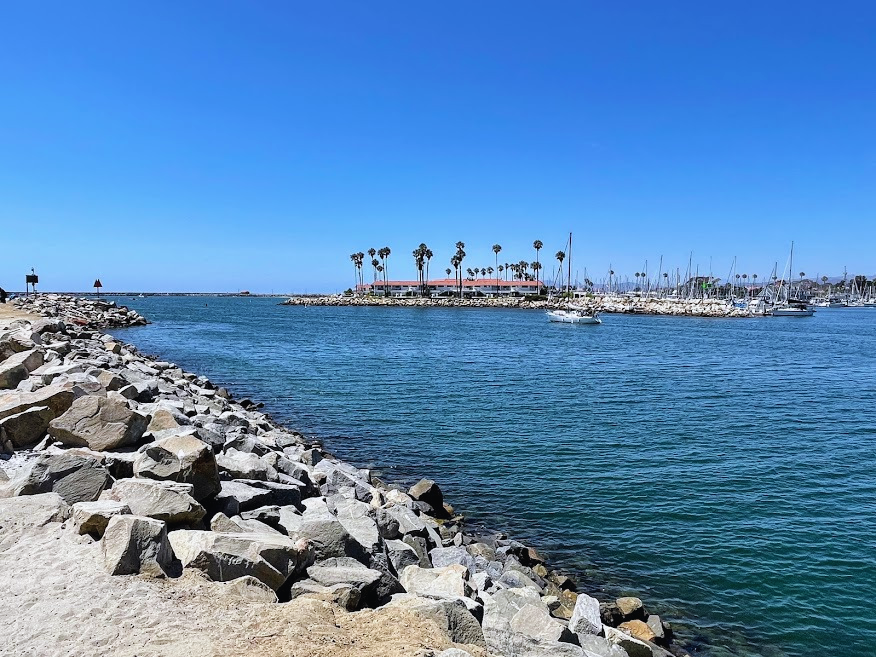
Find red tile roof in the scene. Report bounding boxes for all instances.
[357,278,539,289]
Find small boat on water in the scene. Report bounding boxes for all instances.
[768,243,815,317]
[546,308,602,324]
[771,301,815,317]
[546,232,602,325]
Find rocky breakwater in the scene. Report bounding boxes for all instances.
[13,293,149,329]
[284,294,750,318]
[595,296,751,318]
[0,298,688,657]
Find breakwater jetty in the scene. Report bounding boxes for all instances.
[284,294,752,318]
[1,296,689,657]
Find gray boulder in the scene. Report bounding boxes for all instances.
[101,478,205,525]
[430,546,478,575]
[0,405,54,448]
[0,383,74,421]
[400,564,470,599]
[378,504,428,537]
[577,634,631,657]
[510,602,578,644]
[0,360,28,390]
[13,452,112,504]
[101,514,176,576]
[236,479,303,508]
[133,434,220,501]
[385,539,420,575]
[72,500,131,537]
[212,480,276,516]
[216,448,277,481]
[168,530,312,591]
[386,593,486,647]
[0,492,70,528]
[282,512,366,562]
[288,579,362,610]
[49,395,149,451]
[306,557,386,606]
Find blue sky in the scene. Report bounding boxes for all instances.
[1,1,874,292]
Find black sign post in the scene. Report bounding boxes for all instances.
[25,269,38,296]
[94,279,103,298]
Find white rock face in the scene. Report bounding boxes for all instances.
[569,592,603,636]
[400,564,470,599]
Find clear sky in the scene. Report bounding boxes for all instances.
[2,1,874,292]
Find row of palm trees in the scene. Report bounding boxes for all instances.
[351,240,564,297]
[350,247,392,295]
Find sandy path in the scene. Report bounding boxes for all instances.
[0,302,39,322]
[0,509,484,657]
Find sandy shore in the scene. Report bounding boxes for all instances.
[0,501,473,657]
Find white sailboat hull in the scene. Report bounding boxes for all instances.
[770,307,815,317]
[546,310,602,324]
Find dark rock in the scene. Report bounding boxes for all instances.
[407,478,448,518]
[14,452,112,504]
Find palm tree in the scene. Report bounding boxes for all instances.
[413,248,423,295]
[663,272,669,295]
[378,247,391,296]
[413,244,427,296]
[519,261,529,282]
[455,242,466,297]
[370,258,379,291]
[492,244,502,296]
[445,267,452,278]
[609,269,614,295]
[555,251,565,291]
[424,249,433,297]
[531,262,542,294]
[350,253,360,292]
[368,248,377,286]
[533,240,543,294]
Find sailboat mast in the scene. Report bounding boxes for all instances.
[567,232,572,297]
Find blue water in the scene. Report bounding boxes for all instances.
[111,297,876,657]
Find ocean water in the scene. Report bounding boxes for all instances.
[111,297,876,657]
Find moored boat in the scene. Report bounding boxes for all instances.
[546,308,601,324]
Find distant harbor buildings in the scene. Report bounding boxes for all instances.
[356,278,542,298]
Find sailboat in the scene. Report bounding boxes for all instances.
[546,232,602,324]
[770,242,814,317]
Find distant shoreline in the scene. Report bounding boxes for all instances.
[282,294,754,318]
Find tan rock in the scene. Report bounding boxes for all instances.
[619,619,657,644]
[616,595,645,620]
